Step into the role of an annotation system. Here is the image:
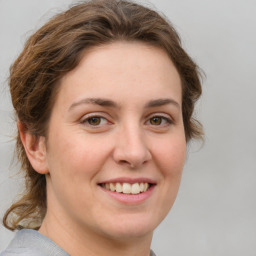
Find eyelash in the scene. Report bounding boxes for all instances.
[81,115,109,127]
[80,113,173,129]
[146,115,173,127]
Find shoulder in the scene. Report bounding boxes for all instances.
[1,229,69,256]
[0,248,45,256]
[150,250,157,256]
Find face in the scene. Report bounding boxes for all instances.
[42,41,186,241]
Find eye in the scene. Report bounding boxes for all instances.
[146,115,173,127]
[149,116,164,125]
[81,115,109,127]
[87,116,104,126]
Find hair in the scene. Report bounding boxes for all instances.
[3,0,203,231]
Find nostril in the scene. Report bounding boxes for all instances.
[113,142,152,169]
[119,160,134,168]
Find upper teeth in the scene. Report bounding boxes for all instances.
[103,182,149,194]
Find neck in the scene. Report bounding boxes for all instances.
[39,212,153,256]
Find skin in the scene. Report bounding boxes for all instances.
[21,41,186,256]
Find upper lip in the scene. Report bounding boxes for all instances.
[98,177,157,185]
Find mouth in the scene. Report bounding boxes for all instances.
[99,182,152,194]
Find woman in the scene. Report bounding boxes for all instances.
[1,0,203,255]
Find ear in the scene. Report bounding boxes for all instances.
[18,121,49,174]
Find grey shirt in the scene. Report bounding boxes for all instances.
[0,229,156,256]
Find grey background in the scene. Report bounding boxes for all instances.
[0,0,255,255]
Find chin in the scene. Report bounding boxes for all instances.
[97,213,160,241]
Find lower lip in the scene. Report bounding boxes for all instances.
[99,185,155,204]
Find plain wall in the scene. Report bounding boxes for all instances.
[0,0,255,255]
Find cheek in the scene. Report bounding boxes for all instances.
[46,130,111,178]
[45,132,103,208]
[154,136,186,177]
[151,136,186,221]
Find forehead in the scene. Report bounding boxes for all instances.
[56,41,182,107]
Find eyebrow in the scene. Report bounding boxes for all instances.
[69,98,118,110]
[69,97,180,111]
[145,98,180,109]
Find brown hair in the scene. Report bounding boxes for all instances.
[3,0,203,231]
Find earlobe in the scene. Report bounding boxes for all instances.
[18,121,49,174]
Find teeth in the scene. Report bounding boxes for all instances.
[116,182,122,193]
[139,183,144,192]
[123,183,131,194]
[144,183,149,192]
[102,182,151,194]
[110,183,115,191]
[131,183,140,194]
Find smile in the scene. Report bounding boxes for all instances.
[100,182,151,194]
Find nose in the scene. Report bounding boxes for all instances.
[112,124,152,169]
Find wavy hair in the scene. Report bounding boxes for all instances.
[3,0,203,231]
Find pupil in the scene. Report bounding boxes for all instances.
[151,117,161,125]
[89,117,100,125]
